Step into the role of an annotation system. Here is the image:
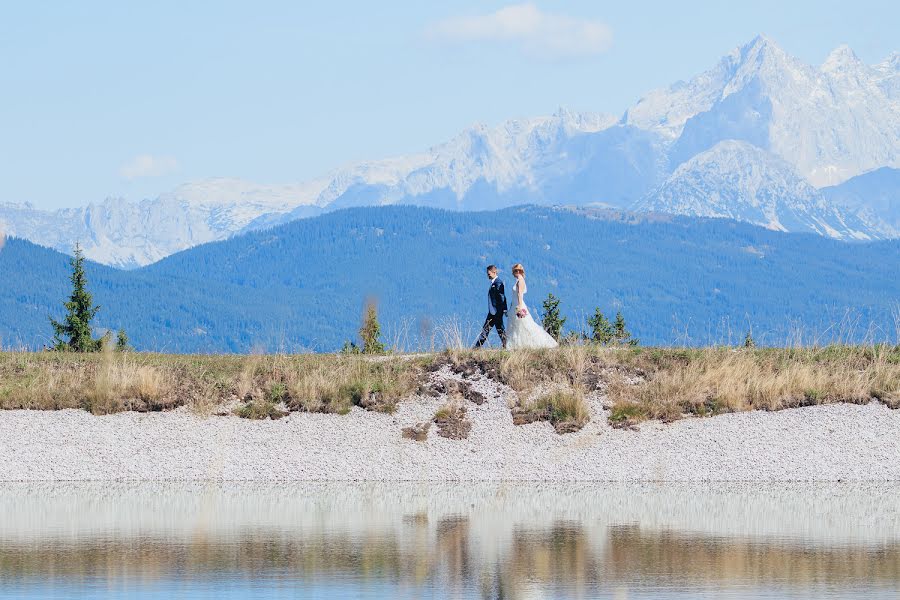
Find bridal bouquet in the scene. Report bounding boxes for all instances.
[515,307,528,319]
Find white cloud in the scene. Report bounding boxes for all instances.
[119,154,178,180]
[425,3,612,59]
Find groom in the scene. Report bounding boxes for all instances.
[474,264,508,349]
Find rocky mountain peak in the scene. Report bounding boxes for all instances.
[2,35,896,266]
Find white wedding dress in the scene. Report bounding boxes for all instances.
[506,278,559,350]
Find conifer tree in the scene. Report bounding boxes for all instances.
[359,301,385,354]
[116,329,131,352]
[612,311,638,346]
[587,308,614,345]
[744,330,756,348]
[341,340,361,354]
[49,244,102,352]
[540,293,566,341]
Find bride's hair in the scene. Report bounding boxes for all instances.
[511,263,525,277]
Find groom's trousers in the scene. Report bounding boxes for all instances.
[475,312,507,349]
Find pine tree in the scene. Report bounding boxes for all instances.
[612,311,638,346]
[587,308,614,345]
[49,244,102,352]
[340,340,361,354]
[744,330,755,348]
[116,329,131,352]
[359,301,385,354]
[540,293,566,341]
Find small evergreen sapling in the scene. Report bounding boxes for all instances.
[359,301,386,354]
[116,329,131,352]
[613,311,638,346]
[49,243,103,352]
[587,308,614,345]
[744,330,756,348]
[341,340,361,354]
[540,293,566,341]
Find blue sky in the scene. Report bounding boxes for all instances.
[2,0,898,209]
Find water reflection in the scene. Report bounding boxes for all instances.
[0,483,898,598]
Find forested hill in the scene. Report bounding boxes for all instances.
[2,206,899,352]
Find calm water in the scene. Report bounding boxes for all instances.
[0,483,898,599]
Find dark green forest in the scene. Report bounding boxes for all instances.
[1,206,898,352]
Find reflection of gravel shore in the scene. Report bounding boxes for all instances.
[1,372,899,481]
[3,482,899,546]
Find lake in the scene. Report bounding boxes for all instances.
[0,483,897,599]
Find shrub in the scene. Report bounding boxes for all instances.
[235,400,287,420]
[433,402,471,439]
[267,382,287,403]
[607,401,647,428]
[513,387,589,434]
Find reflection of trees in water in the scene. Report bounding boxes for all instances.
[0,534,404,581]
[604,525,900,585]
[2,520,898,596]
[504,523,597,598]
[435,515,472,590]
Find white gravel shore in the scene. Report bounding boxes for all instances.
[1,370,898,482]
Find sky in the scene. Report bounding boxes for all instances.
[2,0,898,209]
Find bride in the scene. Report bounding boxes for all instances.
[506,263,559,350]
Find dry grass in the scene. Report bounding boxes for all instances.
[606,345,900,425]
[433,344,900,428]
[280,355,421,414]
[0,351,424,417]
[512,387,590,434]
[0,351,176,414]
[433,401,471,439]
[2,344,898,426]
[234,399,288,420]
[498,345,597,394]
[81,361,166,414]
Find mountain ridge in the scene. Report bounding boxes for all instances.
[1,35,898,267]
[637,140,885,239]
[2,206,899,352]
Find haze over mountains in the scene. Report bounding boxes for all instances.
[1,34,898,267]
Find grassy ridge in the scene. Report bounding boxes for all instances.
[0,351,425,417]
[1,345,898,427]
[604,345,900,426]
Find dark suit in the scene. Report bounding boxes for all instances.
[474,277,508,348]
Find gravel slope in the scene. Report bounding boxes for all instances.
[1,371,898,482]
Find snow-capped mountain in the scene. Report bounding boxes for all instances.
[637,140,880,239]
[873,52,900,100]
[4,110,658,266]
[0,179,328,268]
[1,35,898,267]
[312,109,636,212]
[626,35,900,187]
